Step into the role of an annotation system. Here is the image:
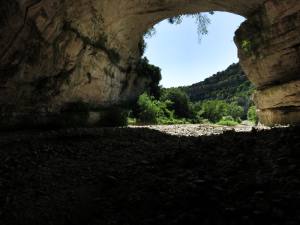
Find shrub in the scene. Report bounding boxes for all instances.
[247,106,258,124]
[127,117,137,125]
[136,57,162,99]
[217,117,239,126]
[199,100,228,123]
[160,88,192,118]
[227,102,244,121]
[241,40,252,54]
[137,93,160,124]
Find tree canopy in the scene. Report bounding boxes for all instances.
[142,12,212,55]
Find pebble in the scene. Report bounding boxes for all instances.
[130,124,269,137]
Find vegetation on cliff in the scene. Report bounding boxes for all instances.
[130,62,257,125]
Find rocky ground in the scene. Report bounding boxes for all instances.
[0,125,300,225]
[131,124,269,136]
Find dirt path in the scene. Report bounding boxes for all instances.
[0,126,299,225]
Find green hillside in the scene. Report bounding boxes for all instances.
[181,63,255,103]
[130,62,258,125]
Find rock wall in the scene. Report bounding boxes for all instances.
[235,0,300,125]
[0,0,299,127]
[0,0,152,127]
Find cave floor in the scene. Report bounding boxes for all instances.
[0,126,300,225]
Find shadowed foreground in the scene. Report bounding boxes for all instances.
[0,127,300,225]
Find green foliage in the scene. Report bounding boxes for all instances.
[241,40,252,54]
[137,93,160,124]
[167,13,211,42]
[217,117,239,126]
[133,92,247,125]
[247,106,258,124]
[144,13,211,45]
[135,93,190,125]
[130,63,257,126]
[160,88,191,118]
[144,27,156,39]
[127,117,137,125]
[199,100,228,123]
[227,102,244,120]
[183,63,254,103]
[136,57,162,99]
[138,39,147,56]
[177,63,255,119]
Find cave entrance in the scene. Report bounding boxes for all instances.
[131,12,257,126]
[129,1,300,126]
[0,0,299,128]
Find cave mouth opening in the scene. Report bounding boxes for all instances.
[129,12,257,128]
[0,0,299,129]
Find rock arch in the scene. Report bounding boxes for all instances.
[0,0,299,127]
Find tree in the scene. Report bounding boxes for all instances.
[200,100,228,123]
[160,88,191,118]
[136,93,175,124]
[137,93,160,124]
[227,102,244,121]
[168,13,212,42]
[135,57,162,99]
[143,12,212,44]
[247,106,258,124]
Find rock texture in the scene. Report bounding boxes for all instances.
[0,0,299,126]
[235,0,300,125]
[1,126,300,225]
[131,124,264,137]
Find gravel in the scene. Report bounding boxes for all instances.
[130,124,269,136]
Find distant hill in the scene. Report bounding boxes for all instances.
[180,63,255,103]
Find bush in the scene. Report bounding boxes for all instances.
[157,117,189,125]
[132,92,249,126]
[218,120,239,126]
[136,57,162,99]
[136,93,192,125]
[199,100,228,123]
[127,117,137,125]
[217,117,239,126]
[160,88,192,118]
[137,93,160,124]
[247,106,258,124]
[227,102,244,121]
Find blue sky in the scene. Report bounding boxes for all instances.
[144,12,246,88]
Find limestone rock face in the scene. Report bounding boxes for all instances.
[253,80,300,110]
[0,0,299,126]
[235,0,300,125]
[0,0,152,126]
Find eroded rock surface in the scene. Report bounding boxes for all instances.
[0,0,299,126]
[235,0,300,125]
